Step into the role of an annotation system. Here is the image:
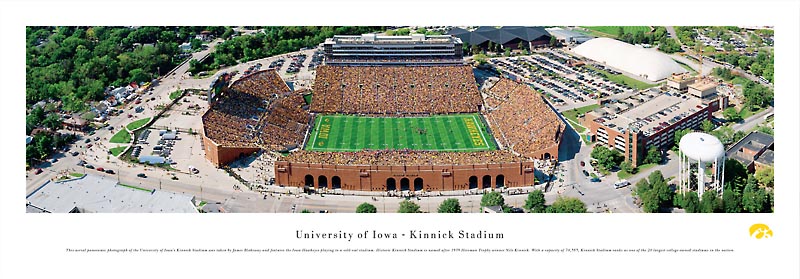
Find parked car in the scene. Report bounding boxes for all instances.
[580,161,585,167]
[85,164,94,169]
[50,158,58,163]
[84,138,91,143]
[35,168,43,175]
[96,167,105,172]
[590,177,601,182]
[137,173,147,178]
[582,170,589,176]
[76,160,86,166]
[104,169,115,174]
[87,144,93,148]
[94,137,100,141]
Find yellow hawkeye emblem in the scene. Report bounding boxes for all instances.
[749,224,773,239]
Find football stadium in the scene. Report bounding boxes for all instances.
[202,33,564,192]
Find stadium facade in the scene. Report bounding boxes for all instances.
[447,26,552,50]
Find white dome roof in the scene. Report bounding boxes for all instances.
[572,37,688,81]
[679,132,725,163]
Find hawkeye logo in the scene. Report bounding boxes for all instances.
[749,224,773,239]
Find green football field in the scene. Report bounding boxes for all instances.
[305,114,497,152]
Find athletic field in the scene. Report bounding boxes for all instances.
[305,114,497,152]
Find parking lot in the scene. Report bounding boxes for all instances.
[488,50,635,110]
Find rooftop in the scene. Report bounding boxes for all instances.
[328,34,459,45]
[669,72,696,82]
[26,174,197,213]
[726,131,774,165]
[755,149,774,166]
[593,91,705,136]
[689,79,718,91]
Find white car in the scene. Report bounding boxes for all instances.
[614,180,631,189]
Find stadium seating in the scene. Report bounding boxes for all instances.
[484,79,563,157]
[311,65,482,114]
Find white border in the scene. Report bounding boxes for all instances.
[1,1,798,278]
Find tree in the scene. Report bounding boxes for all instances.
[682,192,700,213]
[480,192,505,207]
[301,209,312,213]
[700,190,721,213]
[723,158,748,193]
[549,36,557,47]
[504,48,511,57]
[701,119,715,132]
[644,146,662,165]
[634,177,651,198]
[722,189,741,213]
[641,190,660,213]
[674,128,691,147]
[437,198,462,213]
[620,161,636,174]
[523,190,546,213]
[415,27,427,35]
[356,202,377,213]
[590,145,623,171]
[741,175,767,213]
[546,196,587,213]
[518,41,525,50]
[617,26,625,38]
[42,113,63,131]
[397,200,421,213]
[723,107,742,123]
[754,166,774,189]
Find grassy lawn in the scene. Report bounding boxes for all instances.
[617,163,657,179]
[110,146,127,156]
[193,69,218,79]
[585,65,661,90]
[126,117,152,131]
[673,59,697,74]
[70,173,84,178]
[581,26,651,38]
[562,104,599,125]
[118,183,152,192]
[305,114,497,152]
[169,90,184,100]
[566,118,586,133]
[110,130,132,144]
[303,93,312,105]
[739,105,765,120]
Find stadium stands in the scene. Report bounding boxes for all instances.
[484,79,563,159]
[311,65,482,114]
[283,149,529,166]
[202,70,310,151]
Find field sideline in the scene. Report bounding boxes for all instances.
[305,114,497,152]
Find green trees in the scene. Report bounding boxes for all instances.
[635,171,673,213]
[701,119,715,133]
[523,190,546,213]
[590,145,623,171]
[722,189,742,213]
[643,146,662,165]
[674,128,691,147]
[480,192,505,207]
[700,190,722,213]
[723,107,742,123]
[682,192,700,213]
[755,166,774,189]
[397,200,421,213]
[620,161,636,175]
[546,196,587,213]
[437,198,462,213]
[549,36,557,47]
[356,202,377,213]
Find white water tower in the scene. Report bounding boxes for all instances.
[678,132,726,199]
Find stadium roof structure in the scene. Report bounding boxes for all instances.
[572,37,688,81]
[545,27,593,44]
[448,26,550,46]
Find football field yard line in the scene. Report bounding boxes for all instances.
[471,114,490,149]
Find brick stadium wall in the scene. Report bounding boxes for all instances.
[202,135,260,167]
[274,161,536,192]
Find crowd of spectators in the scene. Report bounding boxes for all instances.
[311,65,482,114]
[283,149,529,166]
[483,79,563,157]
[326,56,464,66]
[203,70,310,150]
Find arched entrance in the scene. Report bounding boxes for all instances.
[318,176,328,188]
[304,175,314,187]
[469,176,478,189]
[496,175,505,188]
[386,178,397,191]
[400,178,410,191]
[332,176,341,189]
[413,178,423,191]
[544,153,551,160]
[482,175,492,189]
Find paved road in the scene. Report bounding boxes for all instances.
[732,106,773,133]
